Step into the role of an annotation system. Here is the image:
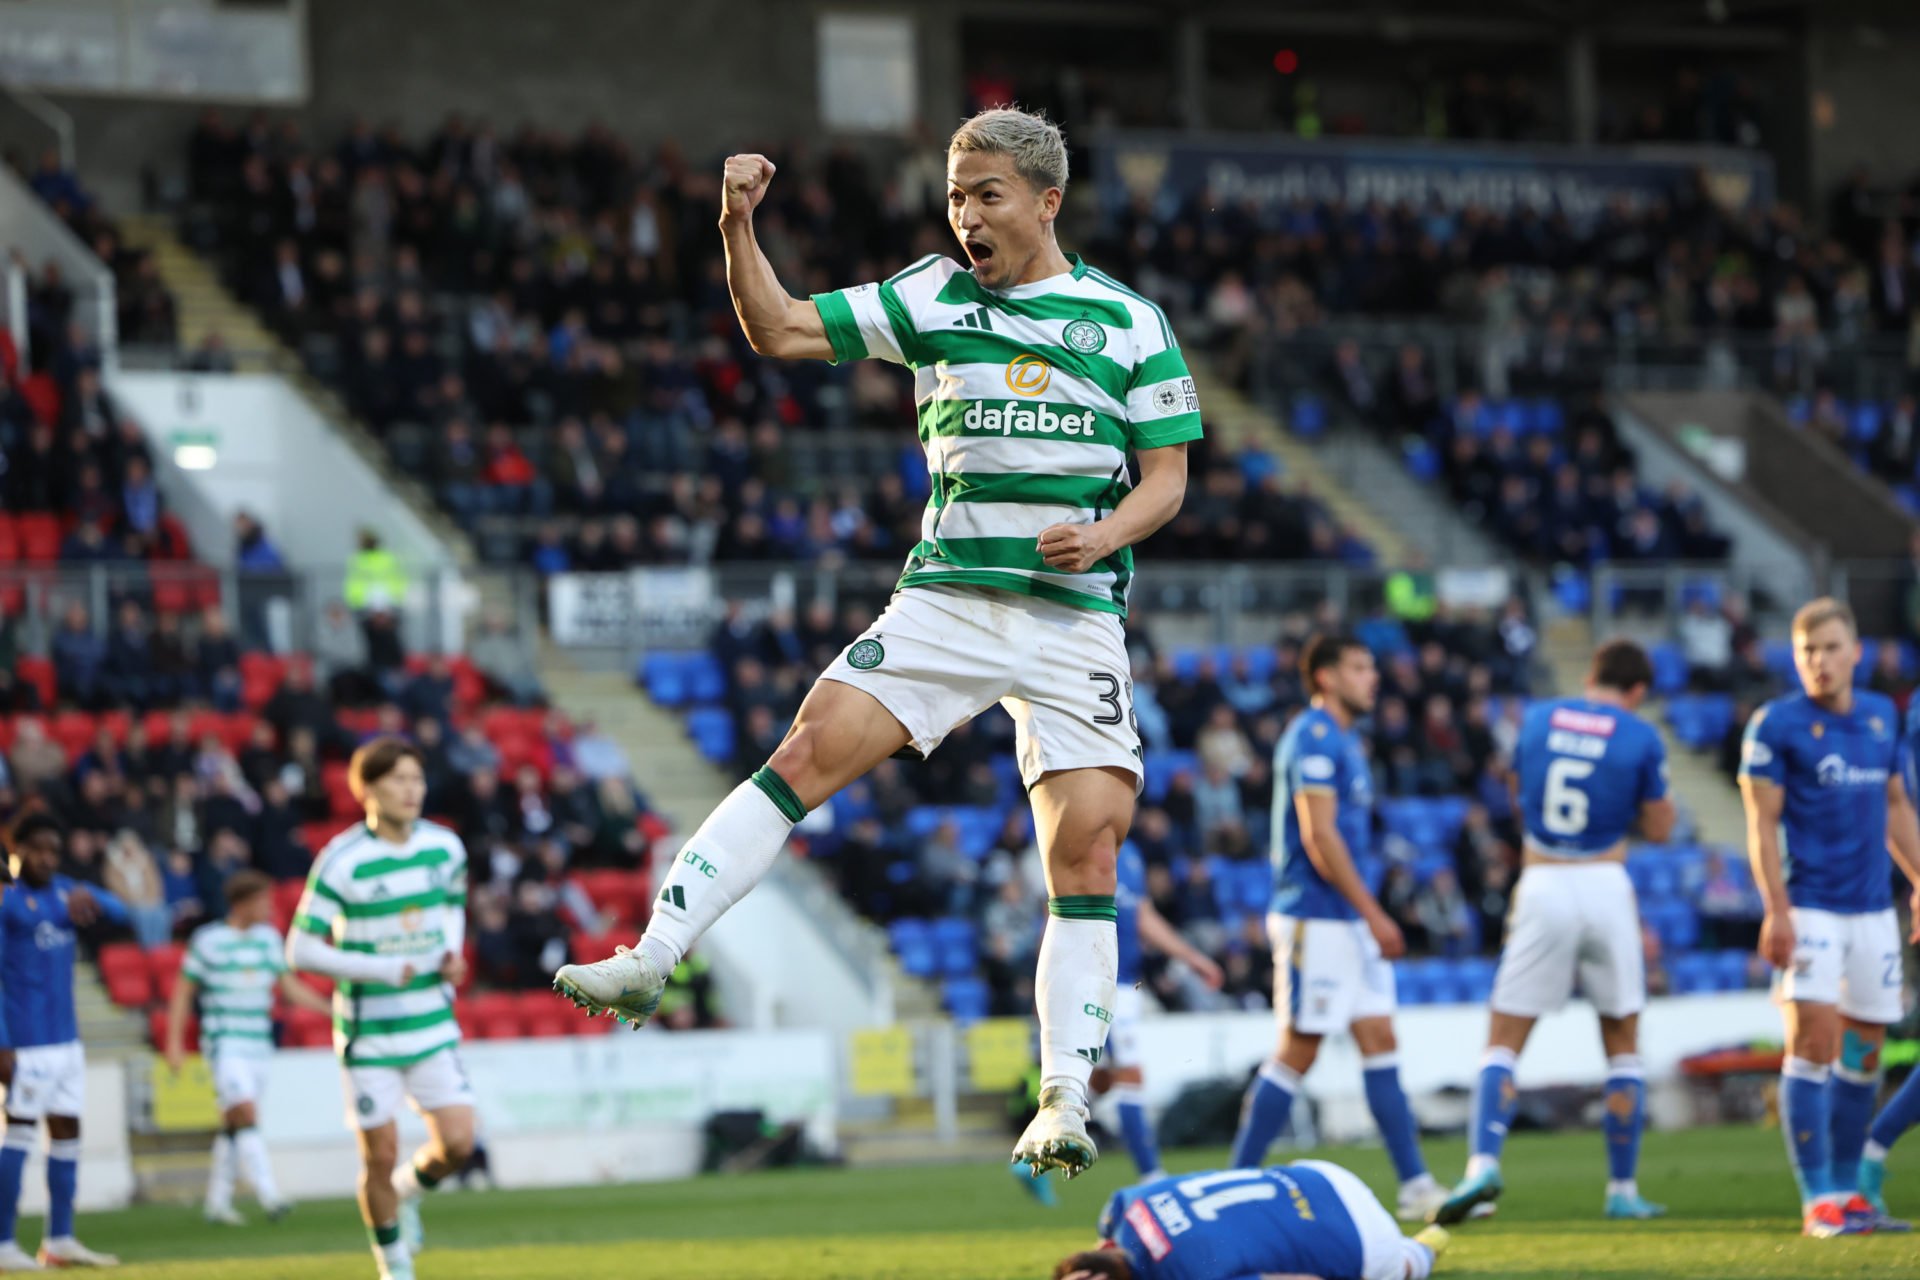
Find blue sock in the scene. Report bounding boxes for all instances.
[1363,1053,1429,1184]
[0,1126,29,1244]
[1830,1066,1878,1193]
[1869,1066,1920,1153]
[1470,1047,1519,1167]
[1231,1062,1300,1169]
[1114,1090,1161,1177]
[46,1139,77,1240]
[1782,1057,1835,1203]
[1603,1055,1646,1185]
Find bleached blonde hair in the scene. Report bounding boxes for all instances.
[1792,596,1857,639]
[948,107,1069,193]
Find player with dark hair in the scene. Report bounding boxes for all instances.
[1052,1162,1448,1280]
[1435,639,1675,1225]
[0,811,126,1268]
[288,737,473,1280]
[1739,599,1920,1237]
[167,868,333,1225]
[1229,635,1445,1222]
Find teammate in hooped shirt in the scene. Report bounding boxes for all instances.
[1434,640,1674,1225]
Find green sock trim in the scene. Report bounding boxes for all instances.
[1049,894,1117,922]
[751,767,808,823]
[372,1222,401,1247]
[415,1158,441,1191]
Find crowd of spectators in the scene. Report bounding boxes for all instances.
[181,110,1377,570]
[9,148,178,349]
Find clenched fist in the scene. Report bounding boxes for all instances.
[720,154,777,224]
[1036,523,1113,574]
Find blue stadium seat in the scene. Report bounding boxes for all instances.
[640,652,691,707]
[1290,393,1328,439]
[1762,640,1795,679]
[1239,449,1281,487]
[1404,440,1441,482]
[687,653,728,704]
[1650,644,1689,696]
[1241,645,1281,683]
[1529,398,1565,434]
[1785,396,1811,425]
[1171,648,1204,681]
[944,977,991,1023]
[1397,963,1434,1007]
[1669,954,1712,995]
[1459,958,1498,1002]
[894,921,938,979]
[1665,695,1733,751]
[1850,402,1885,445]
[685,707,735,764]
[1551,569,1590,616]
[1711,950,1751,991]
[932,918,978,977]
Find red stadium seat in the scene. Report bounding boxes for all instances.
[98,942,145,979]
[97,710,132,744]
[48,712,96,758]
[476,1014,522,1040]
[273,879,306,916]
[291,1023,334,1049]
[14,658,54,709]
[0,515,18,563]
[574,1011,615,1035]
[14,515,60,564]
[149,1009,199,1053]
[523,1014,572,1039]
[322,763,357,818]
[147,943,186,981]
[105,970,151,1007]
[299,822,338,856]
[151,579,191,616]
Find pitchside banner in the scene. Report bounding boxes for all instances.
[1094,131,1775,220]
[548,568,722,648]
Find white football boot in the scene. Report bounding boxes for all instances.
[552,946,666,1028]
[1011,1087,1099,1180]
[35,1236,118,1267]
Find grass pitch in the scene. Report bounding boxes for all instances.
[70,1126,1920,1278]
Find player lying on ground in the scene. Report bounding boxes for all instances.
[1053,1163,1448,1280]
[165,868,334,1225]
[289,739,476,1280]
[556,106,1204,1180]
[1434,640,1674,1226]
[1739,598,1920,1238]
[0,812,124,1270]
[1230,636,1446,1222]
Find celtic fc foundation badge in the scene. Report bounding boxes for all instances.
[1062,318,1106,355]
[847,639,885,670]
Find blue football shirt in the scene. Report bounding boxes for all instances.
[0,876,129,1048]
[1116,841,1146,986]
[1100,1165,1365,1280]
[1516,697,1668,856]
[1270,707,1373,921]
[1740,690,1900,914]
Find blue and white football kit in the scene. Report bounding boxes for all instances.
[1099,1163,1436,1280]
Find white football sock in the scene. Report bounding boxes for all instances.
[233,1128,281,1206]
[638,770,802,974]
[1035,899,1118,1108]
[391,1158,423,1202]
[205,1132,236,1212]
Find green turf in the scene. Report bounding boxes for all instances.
[54,1126,1920,1277]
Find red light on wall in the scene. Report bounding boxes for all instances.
[1272,49,1299,75]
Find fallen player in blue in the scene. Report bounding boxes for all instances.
[1052,1163,1448,1280]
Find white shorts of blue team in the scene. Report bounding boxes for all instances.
[1269,914,1397,1035]
[821,584,1143,792]
[210,1049,272,1112]
[342,1047,477,1131]
[1297,1159,1438,1280]
[1106,983,1145,1069]
[1776,906,1903,1025]
[2,1041,84,1121]
[1492,861,1643,1019]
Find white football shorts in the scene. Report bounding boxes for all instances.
[1777,906,1903,1025]
[1297,1159,1439,1280]
[342,1046,477,1131]
[210,1049,271,1112]
[2,1041,84,1121]
[821,584,1142,791]
[1269,913,1397,1035]
[1491,861,1645,1020]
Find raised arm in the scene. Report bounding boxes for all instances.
[719,154,834,362]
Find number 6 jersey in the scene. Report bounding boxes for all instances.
[1516,698,1668,857]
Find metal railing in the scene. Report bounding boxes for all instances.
[1591,558,1920,644]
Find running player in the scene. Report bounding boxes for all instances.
[289,739,475,1280]
[556,106,1203,1180]
[164,868,334,1225]
[1100,839,1224,1181]
[1859,693,1920,1218]
[1228,635,1445,1222]
[1053,1162,1449,1280]
[1434,640,1674,1225]
[0,811,125,1269]
[1738,598,1920,1238]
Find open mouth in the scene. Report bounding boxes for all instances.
[965,241,995,268]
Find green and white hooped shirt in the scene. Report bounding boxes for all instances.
[812,253,1203,618]
[182,920,284,1059]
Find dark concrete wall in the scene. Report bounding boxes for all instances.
[1807,1,1920,206]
